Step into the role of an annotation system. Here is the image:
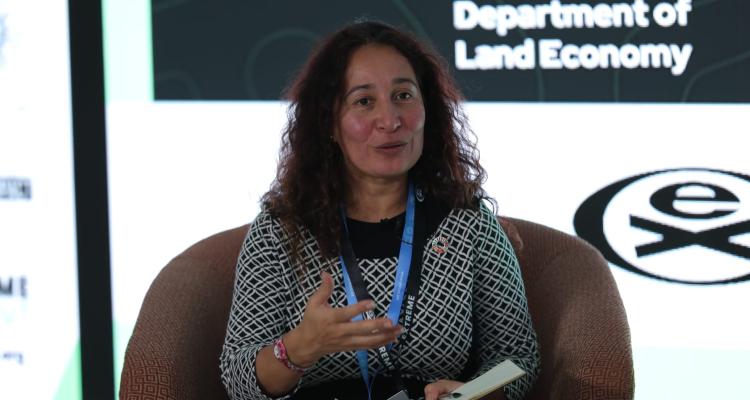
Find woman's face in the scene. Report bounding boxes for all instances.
[334,44,425,184]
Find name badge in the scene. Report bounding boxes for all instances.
[386,390,411,400]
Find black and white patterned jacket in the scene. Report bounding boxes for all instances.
[220,198,540,400]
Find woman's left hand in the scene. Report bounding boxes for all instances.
[424,379,463,400]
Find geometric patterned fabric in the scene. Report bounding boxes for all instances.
[220,199,540,400]
[121,358,175,399]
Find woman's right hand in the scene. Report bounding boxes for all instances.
[283,271,402,367]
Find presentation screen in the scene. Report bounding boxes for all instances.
[0,0,82,398]
[105,1,749,398]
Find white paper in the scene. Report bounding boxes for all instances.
[441,360,525,400]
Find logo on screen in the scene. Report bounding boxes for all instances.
[0,276,27,298]
[574,168,750,284]
[1,351,24,366]
[0,177,32,200]
[0,276,28,326]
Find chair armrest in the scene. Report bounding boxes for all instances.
[534,244,633,399]
[509,218,634,400]
[120,226,247,400]
[120,258,192,399]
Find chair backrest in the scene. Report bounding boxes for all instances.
[120,218,634,400]
[507,218,634,399]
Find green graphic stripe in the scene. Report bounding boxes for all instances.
[54,341,82,400]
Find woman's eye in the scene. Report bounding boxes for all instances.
[396,92,413,100]
[355,97,372,106]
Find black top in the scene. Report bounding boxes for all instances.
[346,197,451,259]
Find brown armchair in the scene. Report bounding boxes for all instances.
[119,218,634,399]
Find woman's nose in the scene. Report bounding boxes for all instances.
[375,102,402,132]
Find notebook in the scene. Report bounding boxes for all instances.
[439,360,525,400]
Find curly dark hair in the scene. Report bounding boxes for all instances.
[262,20,488,264]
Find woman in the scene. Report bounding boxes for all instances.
[220,21,539,400]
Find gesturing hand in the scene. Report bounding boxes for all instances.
[284,271,402,367]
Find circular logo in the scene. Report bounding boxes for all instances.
[574,168,750,285]
[431,236,449,255]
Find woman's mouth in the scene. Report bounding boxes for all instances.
[376,141,407,150]
[374,141,407,155]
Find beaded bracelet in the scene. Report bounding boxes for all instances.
[272,337,308,374]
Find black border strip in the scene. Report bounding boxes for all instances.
[69,0,115,398]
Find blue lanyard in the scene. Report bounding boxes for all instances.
[339,182,416,397]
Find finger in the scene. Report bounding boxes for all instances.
[338,318,401,336]
[334,299,376,321]
[341,330,401,352]
[309,271,334,305]
[425,380,464,400]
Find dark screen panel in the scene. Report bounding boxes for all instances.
[151,0,750,102]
